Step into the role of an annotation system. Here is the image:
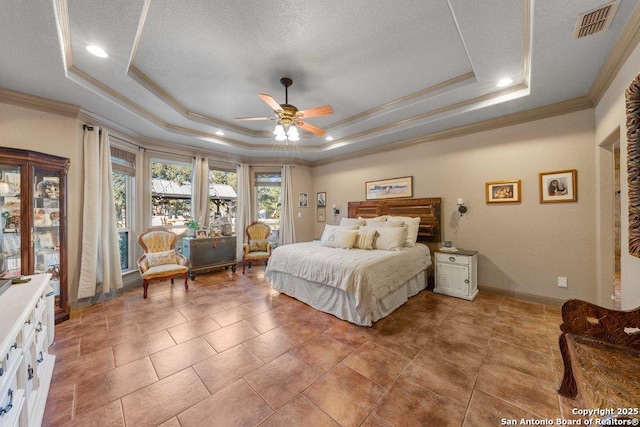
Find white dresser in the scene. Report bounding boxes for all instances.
[434,250,478,301]
[0,274,56,427]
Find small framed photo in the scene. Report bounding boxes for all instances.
[196,229,209,238]
[299,192,308,208]
[539,169,577,203]
[317,192,326,207]
[317,207,326,222]
[486,180,521,203]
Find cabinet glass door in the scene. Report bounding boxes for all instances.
[32,168,62,301]
[0,164,22,278]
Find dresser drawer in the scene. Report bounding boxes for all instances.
[435,252,470,265]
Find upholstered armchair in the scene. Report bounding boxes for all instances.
[137,227,189,298]
[242,221,273,274]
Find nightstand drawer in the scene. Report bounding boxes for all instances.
[435,252,470,265]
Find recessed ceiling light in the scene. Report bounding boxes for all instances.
[496,78,512,88]
[215,131,224,136]
[325,136,334,141]
[86,45,108,58]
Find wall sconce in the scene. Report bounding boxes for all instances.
[332,204,340,216]
[457,198,468,216]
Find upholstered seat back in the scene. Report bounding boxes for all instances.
[246,222,271,242]
[138,228,177,253]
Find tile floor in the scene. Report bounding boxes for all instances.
[43,266,583,427]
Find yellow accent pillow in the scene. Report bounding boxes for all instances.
[146,250,178,267]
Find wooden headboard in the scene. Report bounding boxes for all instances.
[347,197,442,244]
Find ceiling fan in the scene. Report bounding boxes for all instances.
[234,77,333,141]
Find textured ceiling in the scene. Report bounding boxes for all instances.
[0,0,636,162]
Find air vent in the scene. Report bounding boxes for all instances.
[574,1,619,38]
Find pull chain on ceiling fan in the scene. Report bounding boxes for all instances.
[234,77,333,142]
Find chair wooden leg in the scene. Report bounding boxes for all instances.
[184,272,189,290]
[557,332,578,398]
[242,260,246,274]
[143,279,149,299]
[171,278,174,284]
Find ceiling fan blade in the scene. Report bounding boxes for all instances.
[234,116,275,121]
[258,93,283,112]
[296,105,334,118]
[296,121,326,136]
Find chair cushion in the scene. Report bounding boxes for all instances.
[146,250,178,267]
[245,251,270,260]
[142,264,188,280]
[249,239,269,252]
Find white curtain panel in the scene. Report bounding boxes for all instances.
[236,163,252,259]
[192,156,210,227]
[78,128,123,299]
[280,165,296,245]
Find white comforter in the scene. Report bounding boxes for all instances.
[265,241,430,316]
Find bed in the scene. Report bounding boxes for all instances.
[265,198,441,326]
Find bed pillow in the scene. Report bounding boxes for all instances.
[339,218,365,227]
[321,229,358,249]
[146,250,178,267]
[353,227,377,250]
[376,220,404,228]
[320,225,358,245]
[387,216,421,246]
[371,226,407,251]
[362,216,388,226]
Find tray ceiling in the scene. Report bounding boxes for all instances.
[0,0,636,162]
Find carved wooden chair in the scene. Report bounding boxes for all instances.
[137,227,189,298]
[557,299,640,411]
[242,221,273,274]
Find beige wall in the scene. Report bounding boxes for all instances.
[290,165,315,243]
[0,103,84,304]
[595,40,640,309]
[313,109,597,304]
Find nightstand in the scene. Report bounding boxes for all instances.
[434,249,478,300]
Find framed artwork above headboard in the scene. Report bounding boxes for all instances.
[347,197,442,244]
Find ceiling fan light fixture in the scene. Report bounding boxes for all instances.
[286,126,299,138]
[275,132,287,142]
[273,124,285,136]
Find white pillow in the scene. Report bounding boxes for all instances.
[377,220,404,228]
[146,250,178,267]
[372,227,407,251]
[321,229,358,249]
[340,218,365,227]
[387,216,421,246]
[320,225,358,245]
[353,227,377,250]
[363,216,388,226]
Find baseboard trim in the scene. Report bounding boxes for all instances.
[478,285,566,307]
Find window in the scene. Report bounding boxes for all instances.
[209,168,238,232]
[254,171,281,243]
[111,147,135,272]
[150,159,193,234]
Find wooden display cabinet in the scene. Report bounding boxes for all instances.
[0,147,69,323]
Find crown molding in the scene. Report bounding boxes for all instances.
[311,96,594,167]
[0,87,80,118]
[589,1,640,104]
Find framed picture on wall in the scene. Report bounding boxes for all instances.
[365,176,413,200]
[317,192,326,207]
[299,192,308,208]
[486,180,521,203]
[538,169,577,203]
[317,207,326,222]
